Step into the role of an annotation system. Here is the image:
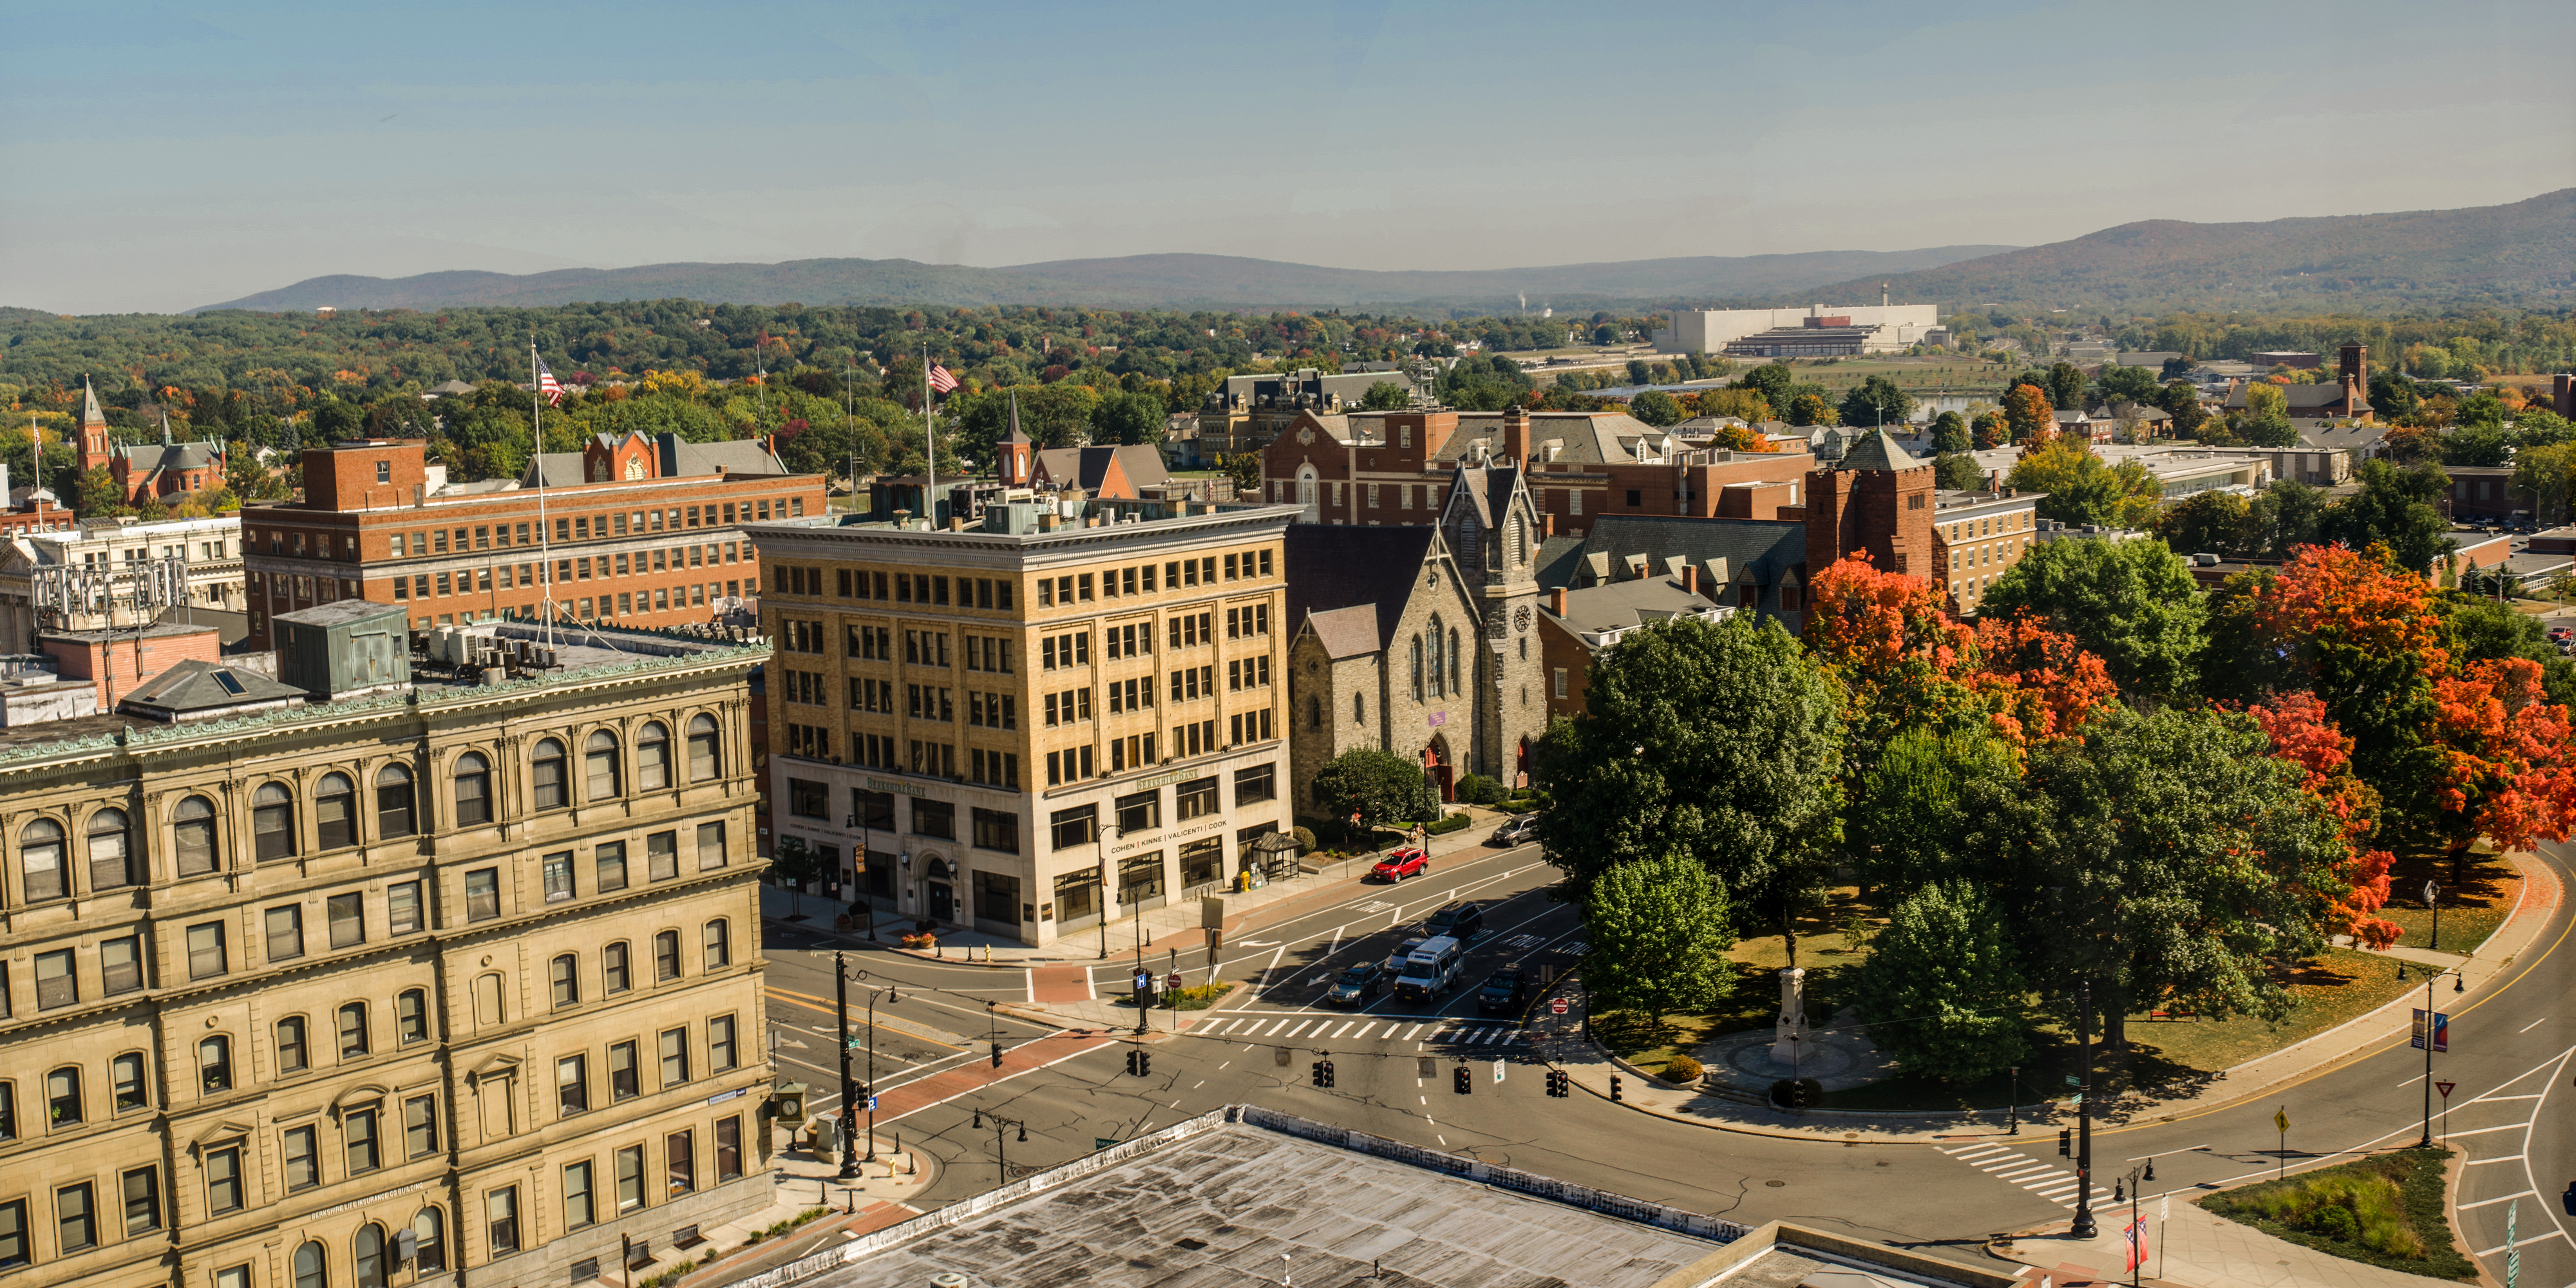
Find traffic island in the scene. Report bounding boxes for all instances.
[2197,1146,2479,1282]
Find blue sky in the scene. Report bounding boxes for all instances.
[5,0,2570,314]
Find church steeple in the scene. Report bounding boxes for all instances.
[80,377,111,468]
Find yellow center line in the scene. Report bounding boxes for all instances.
[762,985,964,1050]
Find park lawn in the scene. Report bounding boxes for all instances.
[2374,844,2522,955]
[2116,947,2414,1079]
[2200,1146,2477,1281]
[1598,888,1880,1079]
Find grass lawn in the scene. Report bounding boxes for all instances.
[2375,844,2523,955]
[1115,981,1236,1011]
[2200,1146,2477,1281]
[1598,888,1877,1078]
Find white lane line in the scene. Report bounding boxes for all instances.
[1403,1024,1425,1040]
[2467,1094,2544,1104]
[2440,1122,2534,1138]
[1192,1081,1205,1089]
[2398,1074,2425,1088]
[1283,1020,1314,1038]
[2464,1155,2525,1166]
[1354,1023,1378,1040]
[2519,1016,2549,1033]
[2472,1229,2568,1256]
[1332,1021,1356,1038]
[1971,1154,2029,1169]
[1265,1019,1291,1036]
[2458,1189,2536,1210]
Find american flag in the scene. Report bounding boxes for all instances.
[536,356,565,406]
[2121,1215,2149,1271]
[928,363,959,394]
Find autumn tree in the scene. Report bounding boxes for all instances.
[1982,537,2206,702]
[1971,410,2007,450]
[2427,656,2576,878]
[2248,693,2400,949]
[1700,387,1770,422]
[1786,392,1837,428]
[2008,435,2160,529]
[2003,383,2055,442]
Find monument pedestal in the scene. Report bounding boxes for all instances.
[1768,967,1811,1065]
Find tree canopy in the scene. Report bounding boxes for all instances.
[1980,537,2208,702]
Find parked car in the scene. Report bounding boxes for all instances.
[1381,936,1427,976]
[1424,902,1485,943]
[1475,965,1528,1014]
[1325,961,1386,1008]
[1488,814,1542,847]
[1368,847,1430,882]
[2548,625,2571,643]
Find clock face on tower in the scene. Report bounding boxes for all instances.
[1514,605,1532,632]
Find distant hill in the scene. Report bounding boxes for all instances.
[1797,189,2576,314]
[190,245,2016,314]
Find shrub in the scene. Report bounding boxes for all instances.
[1425,812,1473,835]
[1455,773,1502,804]
[1664,1054,1704,1083]
[1291,826,1316,855]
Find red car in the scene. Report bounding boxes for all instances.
[1369,848,1430,882]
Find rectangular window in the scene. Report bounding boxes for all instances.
[466,867,500,921]
[543,851,575,903]
[284,1124,320,1191]
[558,1055,589,1116]
[649,830,679,880]
[1180,837,1224,887]
[121,1167,160,1235]
[0,1199,21,1269]
[709,1015,737,1072]
[266,904,305,961]
[1174,776,1219,820]
[659,1028,689,1086]
[1050,804,1098,851]
[666,1130,695,1196]
[911,799,954,840]
[595,842,628,893]
[788,777,829,819]
[204,1146,243,1214]
[486,1186,520,1257]
[609,1041,639,1101]
[971,808,1019,854]
[101,934,145,994]
[328,892,365,948]
[1235,762,1277,804]
[1052,867,1101,923]
[345,1107,379,1175]
[55,1182,94,1253]
[617,1146,645,1213]
[564,1160,596,1229]
[405,1094,438,1157]
[389,881,422,935]
[1114,789,1160,834]
[696,822,726,870]
[715,1116,743,1182]
[34,949,74,1009]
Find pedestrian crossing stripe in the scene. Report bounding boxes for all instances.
[1189,1015,1528,1045]
[1933,1142,2113,1212]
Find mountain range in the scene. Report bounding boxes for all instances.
[187,189,2574,316]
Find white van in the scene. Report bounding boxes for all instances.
[1392,935,1464,1003]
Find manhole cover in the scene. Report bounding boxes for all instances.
[1764,1180,1785,1188]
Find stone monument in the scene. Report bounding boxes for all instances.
[1768,967,1811,1065]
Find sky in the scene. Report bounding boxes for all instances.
[5,0,2571,315]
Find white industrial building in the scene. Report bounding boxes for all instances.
[1654,298,1943,355]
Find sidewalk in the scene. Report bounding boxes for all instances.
[1551,850,2562,1146]
[762,804,1524,971]
[1993,1197,2450,1288]
[600,1131,934,1288]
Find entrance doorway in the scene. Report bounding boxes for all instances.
[1422,737,1454,802]
[924,857,953,922]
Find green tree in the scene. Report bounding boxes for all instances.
[1930,410,1970,454]
[1738,363,1793,411]
[1983,538,2206,701]
[1582,853,1735,1019]
[1837,375,1913,429]
[1629,388,1683,427]
[1931,451,1985,491]
[2441,422,2510,466]
[1359,381,1411,410]
[2512,406,2572,449]
[2244,480,2327,557]
[2513,441,2575,524]
[2369,369,2422,422]
[1310,748,1436,837]
[1848,726,2022,899]
[1094,389,1168,446]
[2009,437,2161,529]
[73,466,126,517]
[2045,361,2087,410]
[1786,392,1836,428]
[2155,489,2249,559]
[1534,615,1844,950]
[2316,459,2452,574]
[2155,381,2209,439]
[1853,881,2029,1082]
[1223,451,1262,495]
[2095,363,2161,405]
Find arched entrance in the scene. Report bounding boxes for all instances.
[923,855,953,923]
[1515,735,1531,791]
[1421,736,1454,803]
[1296,466,1320,522]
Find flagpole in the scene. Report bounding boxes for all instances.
[922,345,935,527]
[532,336,556,650]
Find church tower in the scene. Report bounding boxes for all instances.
[79,378,113,472]
[1440,457,1550,789]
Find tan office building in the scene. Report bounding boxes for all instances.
[0,620,774,1288]
[750,498,1297,948]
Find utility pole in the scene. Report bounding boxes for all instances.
[835,952,857,1180]
[2419,970,2439,1148]
[2072,978,2098,1239]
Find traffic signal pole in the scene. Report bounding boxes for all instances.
[2072,978,2097,1239]
[835,952,857,1181]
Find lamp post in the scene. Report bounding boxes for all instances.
[2007,1066,2020,1135]
[1096,824,1125,960]
[2072,977,2098,1240]
[845,810,876,940]
[2425,880,2440,952]
[833,960,897,1179]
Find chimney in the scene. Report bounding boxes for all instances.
[1681,565,1698,595]
[1502,406,1530,468]
[1542,513,1555,538]
[1550,586,1567,616]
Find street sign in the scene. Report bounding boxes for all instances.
[2411,1009,2451,1053]
[1549,998,1569,1016]
[1492,1059,1506,1083]
[866,1095,878,1112]
[2436,1081,2456,1099]
[2274,1108,2290,1133]
[1166,973,1183,991]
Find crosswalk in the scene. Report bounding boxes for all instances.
[1936,1140,2114,1211]
[1189,1013,1530,1046]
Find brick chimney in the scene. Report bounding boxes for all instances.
[1502,406,1530,469]
[1550,586,1567,616]
[1542,513,1555,538]
[1681,565,1698,595]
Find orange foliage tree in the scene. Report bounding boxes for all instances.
[2248,693,2400,948]
[2003,383,2055,442]
[2428,656,2576,874]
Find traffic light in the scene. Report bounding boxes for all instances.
[1321,1060,1336,1089]
[1453,1065,1472,1095]
[1545,1069,1569,1098]
[2058,1128,2072,1158]
[1126,1049,1151,1077]
[1609,1075,1624,1103]
[990,1041,1003,1069]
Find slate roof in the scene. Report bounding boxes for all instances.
[2227,381,2369,413]
[117,658,305,717]
[1570,515,1808,629]
[1444,464,1525,534]
[82,379,104,424]
[1544,576,1722,639]
[1432,412,1653,466]
[1031,444,1171,494]
[1533,533,1587,591]
[1837,430,1922,472]
[1285,524,1443,656]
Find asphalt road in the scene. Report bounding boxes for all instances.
[757,838,2576,1284]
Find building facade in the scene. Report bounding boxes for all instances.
[73,383,231,509]
[239,435,824,648]
[0,515,246,647]
[1536,578,1730,721]
[0,628,773,1288]
[750,498,1296,947]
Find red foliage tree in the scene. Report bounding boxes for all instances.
[2249,693,2400,949]
[2429,657,2576,871]
[1805,553,2114,751]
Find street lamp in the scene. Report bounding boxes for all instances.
[845,809,876,940]
[970,1108,1028,1186]
[2071,977,2098,1240]
[833,956,898,1180]
[1096,824,1126,960]
[2007,1066,2020,1135]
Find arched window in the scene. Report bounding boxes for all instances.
[550,954,580,1009]
[276,1016,308,1073]
[1427,615,1444,696]
[1409,635,1424,701]
[411,1207,446,1272]
[532,738,567,810]
[294,1239,328,1288]
[20,818,65,902]
[316,773,357,849]
[453,752,491,826]
[636,722,672,791]
[703,920,730,970]
[199,1035,232,1093]
[337,1002,368,1060]
[374,765,415,838]
[1448,628,1461,699]
[585,730,622,800]
[173,795,218,876]
[46,1065,82,1125]
[1353,692,1365,724]
[654,929,681,982]
[687,715,720,783]
[354,1223,386,1288]
[87,808,134,890]
[253,782,296,861]
[1296,465,1319,516]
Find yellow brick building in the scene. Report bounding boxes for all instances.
[751,498,1298,947]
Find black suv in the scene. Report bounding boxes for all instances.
[1476,965,1527,1014]
[1424,902,1484,943]
[1325,961,1385,1008]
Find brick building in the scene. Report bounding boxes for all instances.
[2222,343,2375,421]
[75,381,229,508]
[1535,576,1729,721]
[239,433,824,647]
[1788,431,1938,578]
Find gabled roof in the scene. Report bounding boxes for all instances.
[1302,604,1384,659]
[1285,524,1446,656]
[1837,430,1922,473]
[1543,576,1721,641]
[1432,412,1652,467]
[1031,444,1170,495]
[1569,515,1808,625]
[1443,463,1528,535]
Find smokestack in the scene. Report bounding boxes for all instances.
[1550,586,1567,617]
[1881,282,1889,308]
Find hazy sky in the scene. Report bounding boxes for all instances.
[6,0,2570,314]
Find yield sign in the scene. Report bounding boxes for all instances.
[2436,1081,2456,1099]
[1549,998,1569,1015]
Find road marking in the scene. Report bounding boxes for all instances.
[2464,1155,2524,1166]
[2472,1229,2568,1256]
[1352,1023,1377,1039]
[2398,1074,2424,1087]
[1264,1019,1290,1036]
[1021,966,1033,1003]
[1331,928,1342,954]
[2458,1189,2536,1210]
[1217,1061,1230,1070]
[2437,1122,2533,1138]
[1331,1021,1354,1038]
[1996,1166,2058,1181]
[1404,1025,1425,1040]
[2519,1016,2548,1032]
[1950,1144,2007,1160]
[2467,1094,2544,1104]
[1192,1081,1204,1089]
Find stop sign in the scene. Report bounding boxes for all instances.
[1549,998,1569,1015]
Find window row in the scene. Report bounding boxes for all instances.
[542,925,733,1011]
[520,825,730,913]
[0,994,427,1134]
[837,569,1014,612]
[551,1016,741,1118]
[1044,765,1274,850]
[1034,550,1271,610]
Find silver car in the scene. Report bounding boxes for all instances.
[1488,814,1541,847]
